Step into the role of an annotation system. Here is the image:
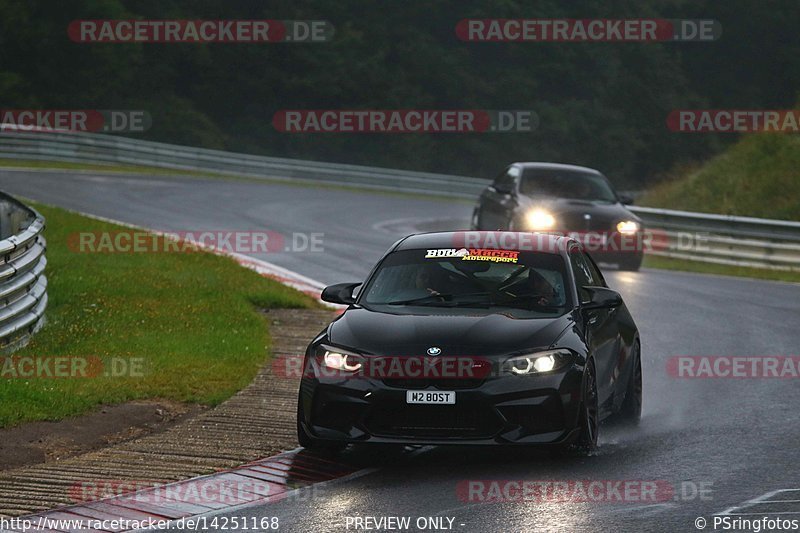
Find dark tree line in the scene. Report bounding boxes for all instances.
[1,0,798,187]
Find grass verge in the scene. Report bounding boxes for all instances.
[643,255,800,283]
[0,202,319,428]
[639,134,800,220]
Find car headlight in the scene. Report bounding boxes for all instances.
[319,346,364,372]
[616,220,640,235]
[525,209,556,231]
[504,349,573,375]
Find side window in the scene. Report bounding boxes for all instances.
[569,248,597,303]
[493,166,519,193]
[583,253,607,288]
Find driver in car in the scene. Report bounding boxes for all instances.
[415,264,444,295]
[524,269,557,307]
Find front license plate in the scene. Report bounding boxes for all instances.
[406,390,456,405]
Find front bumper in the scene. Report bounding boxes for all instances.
[298,365,584,446]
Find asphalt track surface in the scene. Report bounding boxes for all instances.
[2,169,800,533]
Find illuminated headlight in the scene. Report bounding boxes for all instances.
[525,209,556,231]
[504,349,573,375]
[320,347,363,372]
[616,220,640,235]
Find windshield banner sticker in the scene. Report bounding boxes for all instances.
[425,248,519,263]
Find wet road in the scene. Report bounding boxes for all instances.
[3,169,799,532]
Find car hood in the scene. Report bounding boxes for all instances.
[326,307,574,357]
[517,196,640,230]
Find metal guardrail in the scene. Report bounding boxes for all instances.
[0,130,486,198]
[630,206,800,271]
[0,193,47,353]
[0,130,797,271]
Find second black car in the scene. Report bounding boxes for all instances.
[471,162,645,271]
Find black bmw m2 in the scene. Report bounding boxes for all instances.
[297,231,642,453]
[471,163,645,271]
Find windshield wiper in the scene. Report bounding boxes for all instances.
[384,294,452,306]
[448,292,565,311]
[384,291,491,306]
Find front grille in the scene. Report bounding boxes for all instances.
[376,356,491,390]
[554,212,616,232]
[366,404,502,438]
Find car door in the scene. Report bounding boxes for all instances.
[478,166,520,229]
[569,246,620,415]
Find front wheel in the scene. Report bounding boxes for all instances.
[507,216,520,231]
[573,360,599,453]
[470,208,480,230]
[617,343,643,426]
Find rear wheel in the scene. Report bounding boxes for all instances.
[618,343,643,425]
[573,360,599,453]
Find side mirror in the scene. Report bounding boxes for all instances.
[618,194,634,205]
[321,282,361,305]
[581,286,622,310]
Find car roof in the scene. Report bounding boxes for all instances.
[511,162,602,174]
[393,231,575,255]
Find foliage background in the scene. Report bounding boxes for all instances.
[1,0,798,187]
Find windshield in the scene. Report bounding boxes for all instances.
[360,248,571,317]
[519,169,617,203]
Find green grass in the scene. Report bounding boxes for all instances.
[639,134,800,220]
[643,255,800,283]
[0,202,319,428]
[638,134,800,281]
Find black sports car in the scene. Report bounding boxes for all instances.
[471,162,645,271]
[296,232,642,453]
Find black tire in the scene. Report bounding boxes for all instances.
[618,343,643,426]
[470,208,480,230]
[296,396,346,454]
[573,360,599,453]
[507,216,519,231]
[618,253,643,272]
